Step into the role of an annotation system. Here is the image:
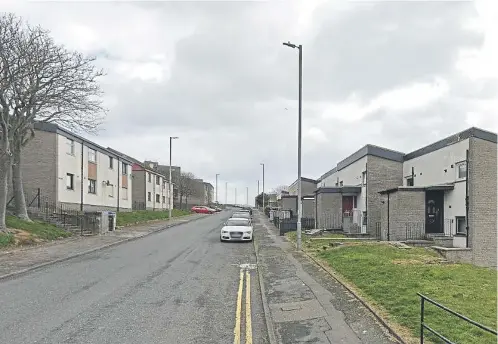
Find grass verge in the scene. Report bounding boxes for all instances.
[286,231,497,344]
[116,209,191,227]
[0,216,72,248]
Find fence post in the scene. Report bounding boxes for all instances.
[420,296,425,344]
[37,188,41,208]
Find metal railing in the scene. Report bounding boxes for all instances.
[418,293,497,343]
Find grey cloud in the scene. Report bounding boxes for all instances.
[306,1,482,101]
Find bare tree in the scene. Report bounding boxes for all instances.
[178,171,195,209]
[272,185,289,194]
[0,14,106,229]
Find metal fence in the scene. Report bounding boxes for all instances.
[316,212,342,230]
[7,188,101,235]
[418,293,497,343]
[405,219,455,241]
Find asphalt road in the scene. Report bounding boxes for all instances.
[0,211,268,344]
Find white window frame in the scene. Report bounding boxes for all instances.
[67,139,75,156]
[456,161,467,180]
[456,216,466,235]
[88,148,97,163]
[362,171,366,186]
[122,163,128,175]
[66,173,74,190]
[109,157,114,169]
[88,179,97,194]
[156,194,160,203]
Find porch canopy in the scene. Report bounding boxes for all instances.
[378,183,455,195]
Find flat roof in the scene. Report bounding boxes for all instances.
[289,177,318,189]
[404,127,497,161]
[379,184,455,195]
[315,186,362,194]
[34,122,135,164]
[317,126,497,182]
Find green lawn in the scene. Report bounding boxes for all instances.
[286,232,497,344]
[0,216,72,248]
[116,209,191,227]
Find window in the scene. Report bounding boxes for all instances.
[88,179,97,194]
[156,176,160,185]
[156,194,160,203]
[407,177,414,186]
[456,216,467,235]
[66,173,74,190]
[162,196,166,203]
[67,139,75,155]
[122,188,128,200]
[362,211,367,225]
[109,157,114,169]
[362,171,366,186]
[148,173,152,182]
[147,192,152,201]
[88,148,97,163]
[108,184,114,197]
[121,163,128,175]
[457,162,467,179]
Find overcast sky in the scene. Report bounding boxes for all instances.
[4,0,497,205]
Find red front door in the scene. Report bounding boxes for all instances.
[342,196,355,214]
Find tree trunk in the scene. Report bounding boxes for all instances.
[185,196,188,209]
[11,141,31,221]
[179,194,183,210]
[0,153,11,231]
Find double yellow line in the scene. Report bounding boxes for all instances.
[234,269,253,344]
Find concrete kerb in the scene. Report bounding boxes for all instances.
[252,235,278,344]
[303,252,406,344]
[260,214,406,344]
[0,214,208,282]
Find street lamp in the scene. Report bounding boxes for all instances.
[215,173,220,203]
[169,136,179,220]
[246,186,249,206]
[260,163,265,210]
[283,40,303,251]
[235,187,237,205]
[225,181,228,205]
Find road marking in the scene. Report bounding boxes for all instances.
[245,270,253,344]
[234,269,244,344]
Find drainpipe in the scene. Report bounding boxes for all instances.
[80,141,84,211]
[465,149,469,248]
[117,158,120,212]
[365,162,368,231]
[411,166,415,185]
[387,193,390,241]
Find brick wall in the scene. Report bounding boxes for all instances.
[316,192,342,229]
[15,130,58,202]
[469,137,497,268]
[367,156,403,235]
[380,190,425,241]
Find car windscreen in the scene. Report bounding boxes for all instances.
[225,219,250,226]
[232,213,249,218]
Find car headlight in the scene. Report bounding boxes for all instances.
[245,231,252,234]
[222,230,228,234]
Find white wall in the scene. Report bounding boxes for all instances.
[57,134,82,205]
[320,156,367,212]
[403,138,469,231]
[145,171,169,210]
[119,161,132,210]
[56,134,133,210]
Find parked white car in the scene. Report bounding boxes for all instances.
[220,218,253,242]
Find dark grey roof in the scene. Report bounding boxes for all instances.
[317,145,404,182]
[404,127,497,161]
[317,126,497,183]
[289,177,318,188]
[315,186,362,194]
[34,122,134,164]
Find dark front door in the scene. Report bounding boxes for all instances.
[425,191,444,234]
[342,196,354,215]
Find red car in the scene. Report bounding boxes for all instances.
[191,206,215,214]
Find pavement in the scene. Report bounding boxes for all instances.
[0,212,208,278]
[254,212,399,344]
[0,211,269,344]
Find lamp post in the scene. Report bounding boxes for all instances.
[260,163,265,210]
[225,182,228,205]
[283,40,303,251]
[169,136,179,220]
[235,187,237,205]
[215,173,220,204]
[246,186,249,205]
